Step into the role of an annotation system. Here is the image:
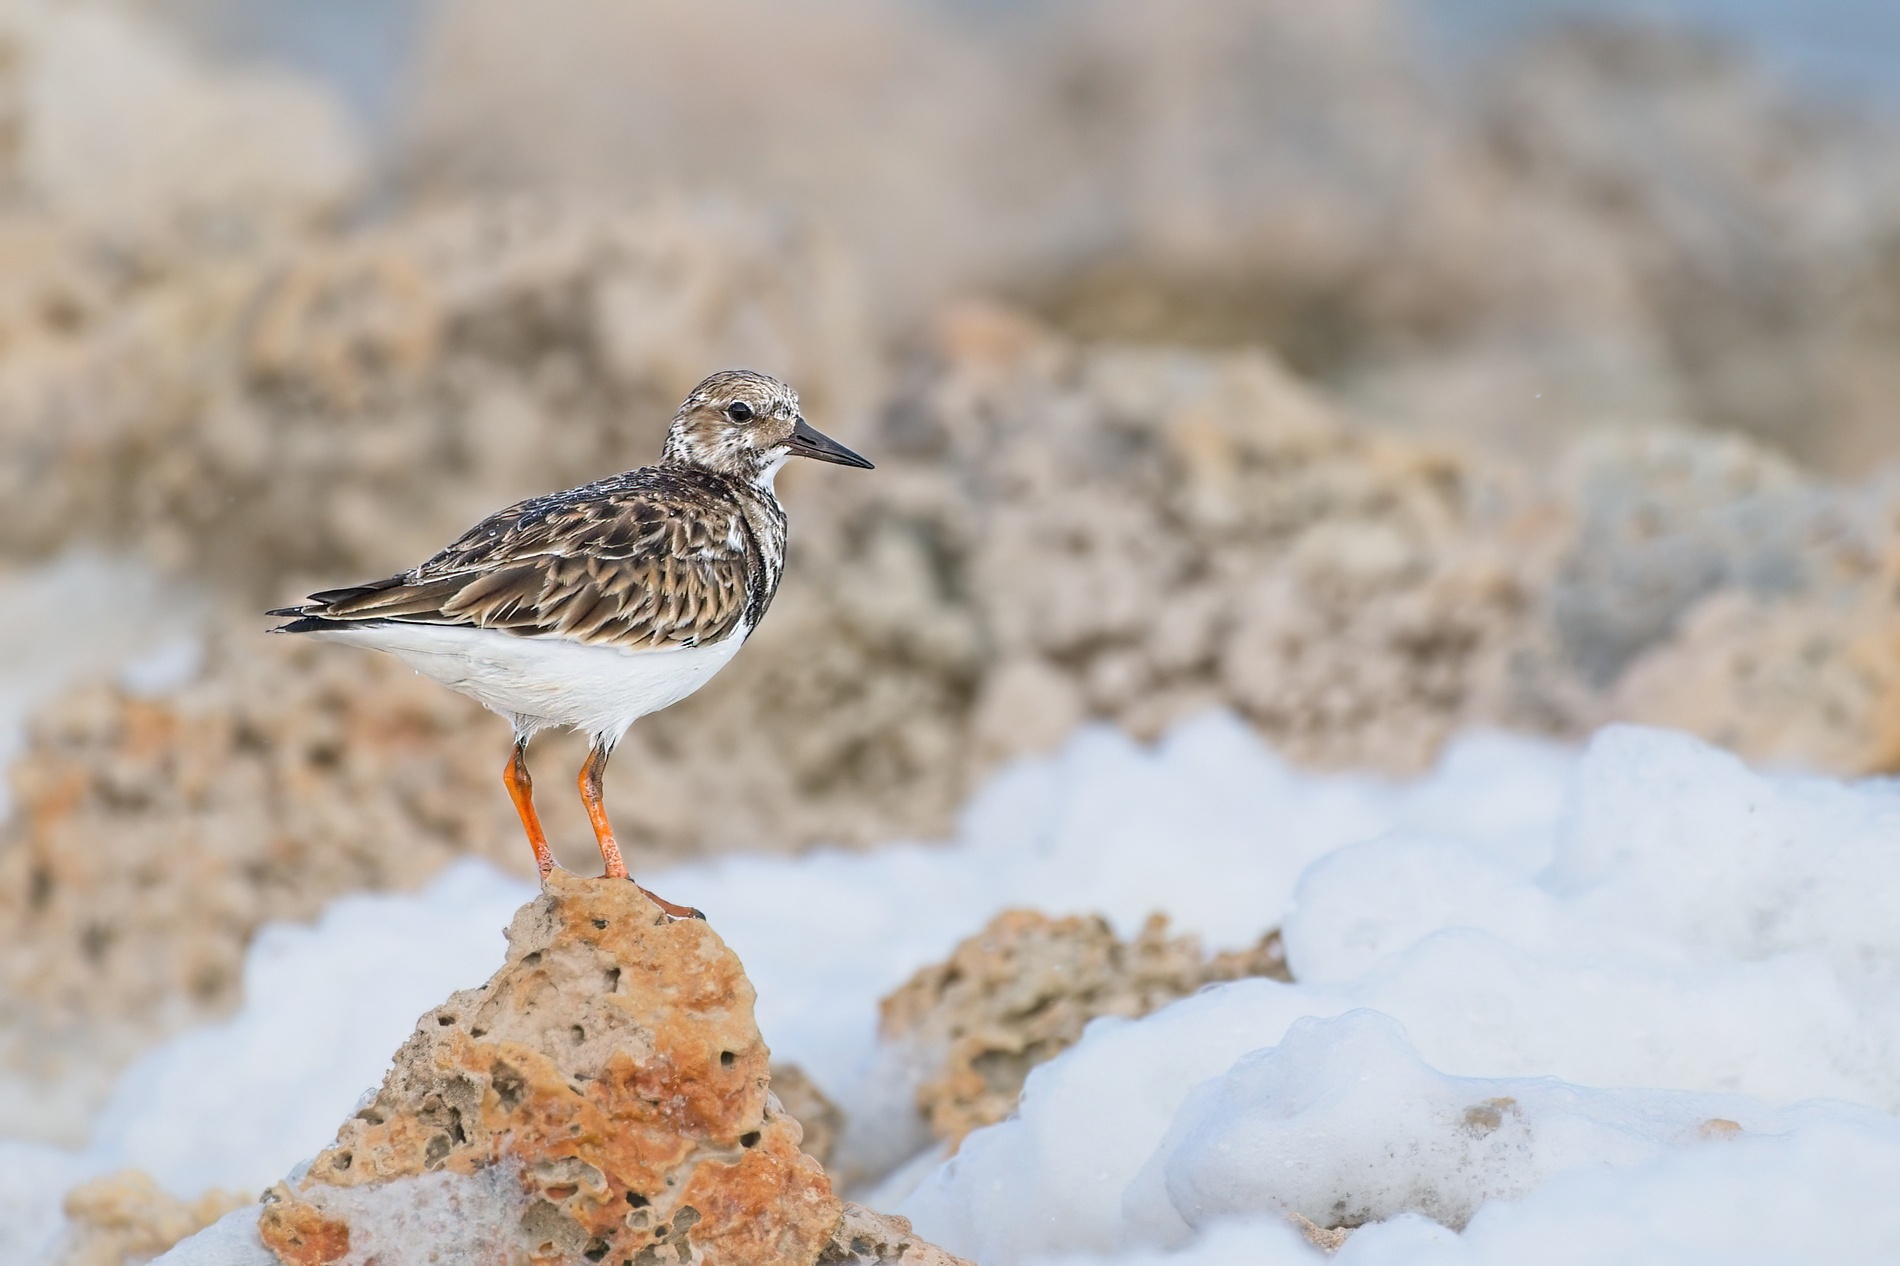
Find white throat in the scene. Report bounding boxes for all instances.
[753,449,792,492]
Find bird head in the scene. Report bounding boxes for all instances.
[663,369,873,487]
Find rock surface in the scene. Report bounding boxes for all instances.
[769,1064,846,1172]
[892,304,1569,774]
[54,1170,249,1266]
[820,1204,968,1266]
[880,909,1290,1145]
[0,195,872,586]
[252,871,965,1266]
[0,632,525,1145]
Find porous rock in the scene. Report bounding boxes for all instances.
[0,631,526,1144]
[255,871,965,1266]
[819,1204,969,1266]
[769,1064,846,1172]
[886,303,1572,774]
[879,909,1290,1145]
[1609,587,1900,775]
[55,1170,250,1266]
[1288,1211,1352,1254]
[0,195,873,586]
[1547,426,1851,687]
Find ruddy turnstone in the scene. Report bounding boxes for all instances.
[268,370,871,918]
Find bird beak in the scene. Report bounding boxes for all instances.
[785,417,874,469]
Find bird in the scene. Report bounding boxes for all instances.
[268,369,872,919]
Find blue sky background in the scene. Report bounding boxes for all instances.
[1418,0,1900,110]
[182,0,1900,127]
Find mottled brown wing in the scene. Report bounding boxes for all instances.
[303,477,754,649]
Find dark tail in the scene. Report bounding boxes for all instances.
[267,577,406,633]
[270,613,352,635]
[270,612,400,635]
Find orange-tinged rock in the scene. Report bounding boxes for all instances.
[256,1201,350,1266]
[257,871,963,1266]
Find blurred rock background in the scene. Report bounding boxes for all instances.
[2,0,1900,1149]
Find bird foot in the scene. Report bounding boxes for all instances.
[635,882,706,922]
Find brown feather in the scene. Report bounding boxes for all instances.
[285,464,784,651]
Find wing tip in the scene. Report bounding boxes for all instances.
[267,575,412,628]
[306,584,385,606]
[270,614,400,635]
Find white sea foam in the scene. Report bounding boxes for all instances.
[900,724,1900,1263]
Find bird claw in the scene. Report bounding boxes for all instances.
[633,880,705,922]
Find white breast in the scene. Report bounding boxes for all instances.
[311,621,750,741]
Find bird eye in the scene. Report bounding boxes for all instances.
[726,401,754,423]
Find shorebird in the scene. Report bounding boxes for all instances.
[269,370,872,918]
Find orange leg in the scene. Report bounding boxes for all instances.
[578,742,704,920]
[503,739,557,880]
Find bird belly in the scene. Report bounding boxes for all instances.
[311,622,749,739]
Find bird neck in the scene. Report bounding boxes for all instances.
[661,422,787,493]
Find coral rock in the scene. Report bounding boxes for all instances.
[1609,589,1900,776]
[1289,1211,1352,1253]
[256,871,964,1266]
[54,1170,250,1266]
[880,910,1289,1145]
[0,632,526,1143]
[821,1204,971,1266]
[770,1064,847,1172]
